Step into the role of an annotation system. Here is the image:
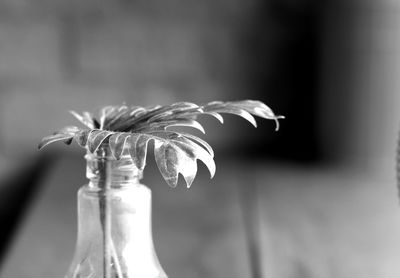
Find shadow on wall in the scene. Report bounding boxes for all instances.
[0,153,56,267]
[236,0,324,162]
[0,0,396,166]
[0,0,329,164]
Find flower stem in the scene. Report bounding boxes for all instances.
[110,238,124,277]
[100,193,124,278]
[98,146,124,278]
[99,159,112,278]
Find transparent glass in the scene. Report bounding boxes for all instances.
[65,147,168,278]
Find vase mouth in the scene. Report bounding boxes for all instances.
[85,147,143,187]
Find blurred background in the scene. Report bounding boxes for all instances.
[0,0,400,277]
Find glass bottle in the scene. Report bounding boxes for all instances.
[65,146,168,278]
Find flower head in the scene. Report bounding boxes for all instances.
[39,100,283,187]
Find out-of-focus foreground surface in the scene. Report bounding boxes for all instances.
[0,0,400,277]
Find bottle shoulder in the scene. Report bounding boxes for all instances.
[78,182,151,197]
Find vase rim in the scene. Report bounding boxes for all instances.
[85,147,143,187]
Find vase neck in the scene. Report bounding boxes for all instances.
[85,147,143,188]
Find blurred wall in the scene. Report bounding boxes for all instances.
[319,0,400,172]
[0,0,265,156]
[0,0,399,169]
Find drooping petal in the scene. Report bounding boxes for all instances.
[38,133,74,149]
[69,111,95,129]
[88,130,113,153]
[203,105,257,127]
[169,135,216,178]
[129,134,152,170]
[165,120,206,134]
[125,102,199,130]
[74,129,92,147]
[148,104,202,123]
[227,100,285,130]
[179,156,197,188]
[109,107,148,131]
[154,141,179,187]
[103,105,129,130]
[109,133,131,160]
[204,112,224,124]
[229,100,277,118]
[135,119,206,134]
[178,132,214,157]
[99,105,118,129]
[153,140,198,188]
[38,126,81,149]
[58,126,81,135]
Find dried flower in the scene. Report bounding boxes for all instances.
[39,100,283,187]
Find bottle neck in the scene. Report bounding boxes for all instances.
[85,146,143,188]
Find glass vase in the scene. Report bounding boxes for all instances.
[65,147,168,278]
